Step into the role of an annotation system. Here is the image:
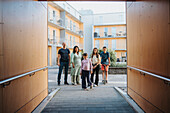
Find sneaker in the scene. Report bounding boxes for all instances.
[94,83,98,86]
[90,84,93,89]
[106,80,108,83]
[93,84,96,87]
[77,83,81,85]
[58,83,60,86]
[64,82,69,85]
[82,88,89,91]
[72,83,75,85]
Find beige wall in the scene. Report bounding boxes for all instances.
[0,1,48,112]
[127,1,170,112]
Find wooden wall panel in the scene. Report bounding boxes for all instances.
[0,88,2,113]
[0,0,4,80]
[2,70,48,113]
[1,1,48,113]
[3,76,32,113]
[127,0,170,112]
[2,1,47,79]
[127,70,170,113]
[127,1,169,78]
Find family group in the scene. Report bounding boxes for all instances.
[57,42,110,91]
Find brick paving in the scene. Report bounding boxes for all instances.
[42,68,135,113]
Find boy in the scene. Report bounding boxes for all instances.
[100,46,110,84]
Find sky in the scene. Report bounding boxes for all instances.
[66,1,125,14]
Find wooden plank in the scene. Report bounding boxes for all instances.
[127,0,169,78]
[127,70,170,113]
[0,0,4,80]
[3,75,32,113]
[3,70,48,113]
[0,88,2,113]
[17,89,48,113]
[2,1,48,113]
[127,0,170,112]
[2,1,47,79]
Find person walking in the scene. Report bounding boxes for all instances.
[57,42,70,85]
[100,46,110,84]
[80,53,93,91]
[91,48,101,86]
[71,46,81,85]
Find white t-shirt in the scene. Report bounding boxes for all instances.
[91,54,100,64]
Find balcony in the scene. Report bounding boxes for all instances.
[48,35,83,49]
[53,2,82,22]
[48,35,62,47]
[94,32,126,38]
[65,25,83,37]
[48,14,65,29]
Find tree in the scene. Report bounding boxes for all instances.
[98,49,116,63]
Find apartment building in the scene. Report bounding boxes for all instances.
[94,24,126,61]
[48,2,84,66]
[80,11,126,61]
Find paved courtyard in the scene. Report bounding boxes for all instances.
[42,68,135,113]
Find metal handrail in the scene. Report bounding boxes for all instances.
[0,66,48,85]
[127,65,170,82]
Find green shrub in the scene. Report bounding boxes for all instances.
[98,49,117,63]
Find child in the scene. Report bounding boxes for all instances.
[80,53,93,91]
[91,48,101,86]
[100,46,110,84]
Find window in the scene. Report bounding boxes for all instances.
[70,20,72,31]
[70,36,72,47]
[73,37,75,46]
[104,40,108,48]
[112,27,116,37]
[66,34,68,45]
[112,39,116,50]
[53,10,55,18]
[94,28,100,37]
[48,27,50,39]
[95,40,99,48]
[73,22,76,32]
[65,18,68,28]
[53,30,56,40]
[104,27,108,37]
[99,16,103,23]
[53,10,56,23]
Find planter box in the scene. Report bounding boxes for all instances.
[66,67,127,74]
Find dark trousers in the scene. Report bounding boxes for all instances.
[82,70,92,89]
[91,64,100,85]
[58,61,69,84]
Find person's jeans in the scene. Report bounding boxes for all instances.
[91,64,100,85]
[58,61,69,84]
[82,70,92,88]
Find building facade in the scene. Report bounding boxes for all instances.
[94,24,126,61]
[80,11,126,61]
[48,2,84,66]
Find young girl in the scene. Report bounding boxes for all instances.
[80,53,93,91]
[91,48,101,86]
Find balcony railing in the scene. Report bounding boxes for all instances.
[54,2,82,21]
[48,13,64,27]
[94,32,126,38]
[48,36,83,49]
[65,24,83,37]
[48,35,62,46]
